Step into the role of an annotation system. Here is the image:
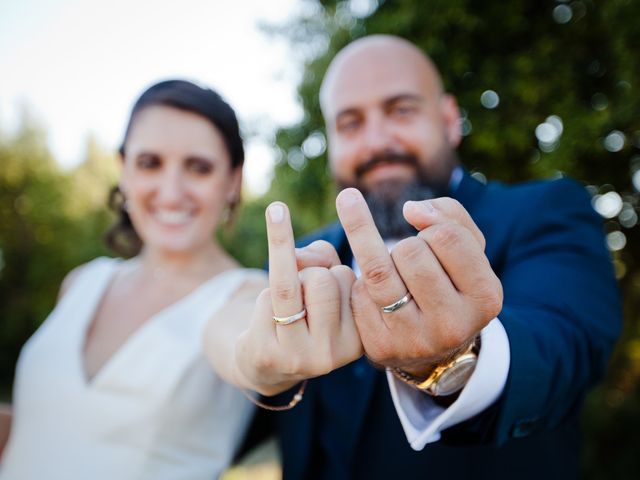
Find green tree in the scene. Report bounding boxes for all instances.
[0,121,115,395]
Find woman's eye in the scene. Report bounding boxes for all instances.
[187,158,214,175]
[136,154,160,169]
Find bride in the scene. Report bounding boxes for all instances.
[0,79,267,479]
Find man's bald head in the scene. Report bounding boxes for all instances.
[320,35,444,121]
[318,34,462,235]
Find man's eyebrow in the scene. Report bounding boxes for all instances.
[333,94,425,121]
[383,94,424,106]
[335,107,361,120]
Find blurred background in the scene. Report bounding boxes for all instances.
[1,0,639,478]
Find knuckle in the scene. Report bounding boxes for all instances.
[430,222,463,250]
[271,282,299,303]
[478,280,503,319]
[310,240,333,253]
[437,197,463,214]
[392,237,426,264]
[252,347,276,373]
[269,231,291,248]
[303,267,335,291]
[343,215,369,236]
[330,264,356,283]
[447,197,464,211]
[277,353,305,377]
[477,230,487,251]
[361,259,395,286]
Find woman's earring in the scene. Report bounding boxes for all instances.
[223,196,238,226]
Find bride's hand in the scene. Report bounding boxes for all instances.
[234,202,363,396]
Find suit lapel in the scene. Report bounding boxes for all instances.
[451,169,486,214]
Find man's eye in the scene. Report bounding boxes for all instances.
[337,118,361,132]
[390,104,417,116]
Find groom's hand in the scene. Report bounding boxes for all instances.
[336,188,502,375]
[235,202,363,396]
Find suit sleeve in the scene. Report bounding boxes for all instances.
[442,178,622,446]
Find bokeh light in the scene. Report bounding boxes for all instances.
[301,131,326,158]
[631,169,640,192]
[535,115,563,152]
[591,92,608,111]
[606,231,627,251]
[553,5,573,24]
[287,147,306,171]
[619,205,638,228]
[603,130,626,152]
[593,191,623,218]
[349,0,379,18]
[459,109,473,136]
[480,90,500,109]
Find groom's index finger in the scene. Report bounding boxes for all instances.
[266,202,303,318]
[336,188,407,306]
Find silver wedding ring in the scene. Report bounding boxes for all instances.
[381,292,413,313]
[273,307,307,326]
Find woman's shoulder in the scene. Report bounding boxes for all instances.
[58,256,122,300]
[224,268,267,300]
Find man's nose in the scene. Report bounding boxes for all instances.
[361,114,393,157]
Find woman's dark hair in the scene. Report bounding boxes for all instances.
[105,79,244,257]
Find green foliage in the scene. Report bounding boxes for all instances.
[268,0,640,475]
[0,120,114,393]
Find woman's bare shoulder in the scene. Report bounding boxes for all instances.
[57,257,119,301]
[232,269,268,299]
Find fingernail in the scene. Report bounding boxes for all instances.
[268,203,285,223]
[423,200,436,213]
[337,188,361,207]
[407,200,436,215]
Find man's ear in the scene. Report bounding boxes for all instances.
[440,94,462,148]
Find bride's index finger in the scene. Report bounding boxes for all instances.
[266,202,305,325]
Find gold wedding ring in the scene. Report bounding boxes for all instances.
[381,292,413,313]
[273,308,307,326]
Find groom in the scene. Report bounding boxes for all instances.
[246,35,621,479]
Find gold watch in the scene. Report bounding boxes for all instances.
[391,337,480,397]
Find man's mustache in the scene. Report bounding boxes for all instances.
[354,152,419,180]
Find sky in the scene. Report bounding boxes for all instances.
[0,0,307,195]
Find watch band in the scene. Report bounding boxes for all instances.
[391,336,481,396]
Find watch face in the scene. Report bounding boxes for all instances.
[432,357,477,396]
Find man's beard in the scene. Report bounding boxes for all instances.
[339,148,458,239]
[363,180,436,239]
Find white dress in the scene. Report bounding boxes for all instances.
[0,257,259,480]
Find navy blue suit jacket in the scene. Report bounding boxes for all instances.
[254,172,621,480]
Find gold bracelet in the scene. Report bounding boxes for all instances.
[243,380,308,411]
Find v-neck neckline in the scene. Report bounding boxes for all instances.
[78,259,241,388]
